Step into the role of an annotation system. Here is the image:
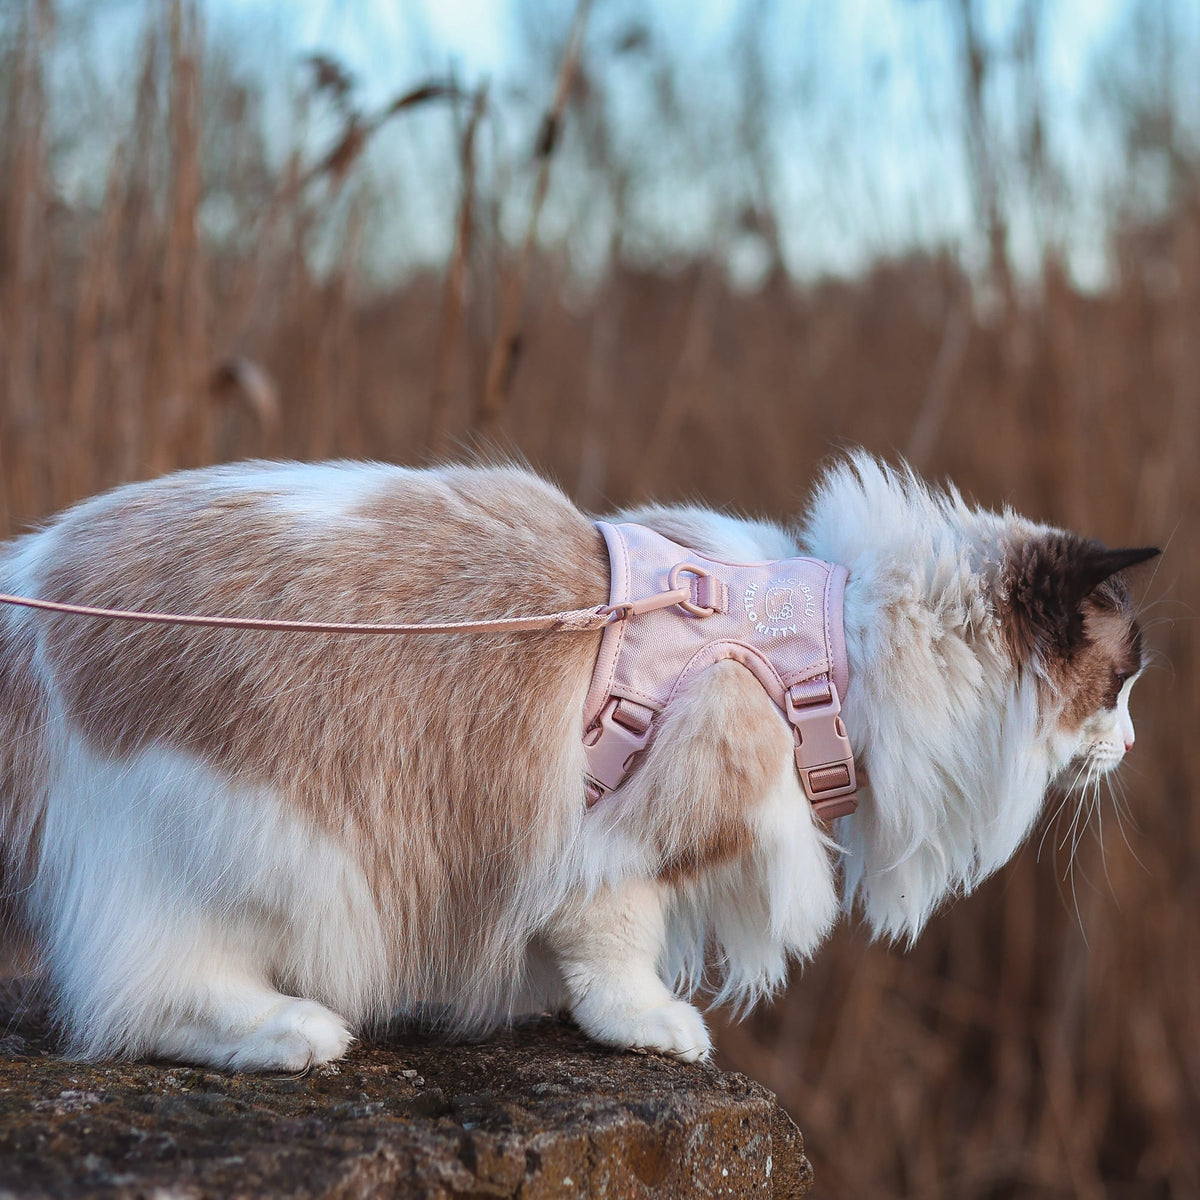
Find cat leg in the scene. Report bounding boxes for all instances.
[147,978,354,1073]
[547,878,711,1063]
[52,910,353,1072]
[31,737,372,1071]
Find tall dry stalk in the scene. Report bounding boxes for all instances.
[633,257,724,495]
[905,283,972,471]
[155,0,209,474]
[429,83,488,457]
[0,2,52,526]
[476,0,592,439]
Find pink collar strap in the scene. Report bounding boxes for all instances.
[583,522,858,820]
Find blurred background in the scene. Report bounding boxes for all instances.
[1,0,1196,1194]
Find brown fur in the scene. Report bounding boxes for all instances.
[0,610,50,888]
[1058,586,1146,730]
[564,660,791,885]
[35,465,610,992]
[0,607,51,965]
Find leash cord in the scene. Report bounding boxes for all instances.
[0,580,696,636]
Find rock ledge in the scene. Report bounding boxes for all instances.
[0,1004,811,1198]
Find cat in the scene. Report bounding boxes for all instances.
[0,453,1157,1069]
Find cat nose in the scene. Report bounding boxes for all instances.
[1124,735,1135,753]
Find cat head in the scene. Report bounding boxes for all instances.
[800,454,1158,942]
[1001,535,1157,775]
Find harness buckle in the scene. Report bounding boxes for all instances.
[785,681,858,820]
[583,697,655,806]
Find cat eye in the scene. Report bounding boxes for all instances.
[1102,670,1130,710]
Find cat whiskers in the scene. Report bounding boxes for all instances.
[1062,758,1102,938]
[1104,767,1147,874]
[1036,756,1090,864]
[1038,755,1101,938]
[1059,757,1095,863]
[1089,762,1122,906]
[1048,750,1147,939]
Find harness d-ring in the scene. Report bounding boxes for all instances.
[668,562,717,616]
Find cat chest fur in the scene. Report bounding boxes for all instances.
[583,521,859,819]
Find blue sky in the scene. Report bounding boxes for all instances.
[212,0,1123,100]
[49,0,1200,286]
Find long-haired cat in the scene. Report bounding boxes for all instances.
[0,454,1156,1069]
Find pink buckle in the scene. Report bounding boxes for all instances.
[583,698,655,805]
[785,681,858,820]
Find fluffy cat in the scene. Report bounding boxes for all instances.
[0,454,1156,1069]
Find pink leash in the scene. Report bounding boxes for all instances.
[0,582,697,636]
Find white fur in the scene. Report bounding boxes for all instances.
[230,459,404,524]
[547,878,713,1063]
[659,761,841,1017]
[1077,673,1138,770]
[801,454,1134,941]
[31,734,384,1065]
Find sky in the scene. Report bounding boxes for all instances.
[210,0,1123,105]
[39,0,1200,287]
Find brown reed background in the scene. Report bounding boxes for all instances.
[1,2,1196,1196]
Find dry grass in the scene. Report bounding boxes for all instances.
[1,4,1197,1196]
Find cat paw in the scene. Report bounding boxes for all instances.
[626,999,712,1063]
[571,986,712,1063]
[225,999,353,1072]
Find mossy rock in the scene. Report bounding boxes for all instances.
[0,997,811,1198]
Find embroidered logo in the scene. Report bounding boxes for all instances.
[744,576,818,637]
[765,585,795,621]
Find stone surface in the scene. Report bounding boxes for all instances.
[0,999,812,1199]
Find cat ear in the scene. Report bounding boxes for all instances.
[1072,546,1160,595]
[1000,537,1159,660]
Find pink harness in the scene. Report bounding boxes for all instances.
[583,522,858,820]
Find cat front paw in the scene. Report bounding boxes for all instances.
[575,995,712,1063]
[628,999,712,1063]
[225,999,353,1072]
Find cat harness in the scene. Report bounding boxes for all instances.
[583,521,858,820]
